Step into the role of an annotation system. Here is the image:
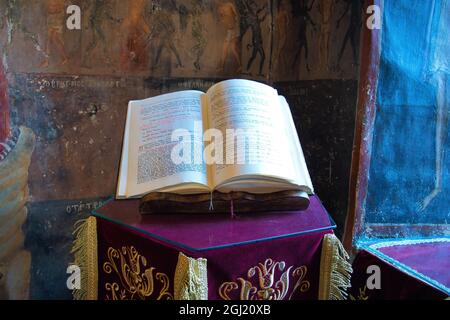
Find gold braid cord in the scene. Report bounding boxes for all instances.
[71,216,98,300]
[318,233,353,300]
[174,253,208,300]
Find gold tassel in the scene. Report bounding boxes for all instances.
[174,253,208,300]
[71,216,98,300]
[318,233,353,300]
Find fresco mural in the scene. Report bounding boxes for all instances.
[0,0,360,299]
[364,0,449,236]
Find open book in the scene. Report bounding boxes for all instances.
[117,79,314,199]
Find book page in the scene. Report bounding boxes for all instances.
[205,79,300,188]
[121,90,209,198]
[279,96,314,193]
[116,102,133,198]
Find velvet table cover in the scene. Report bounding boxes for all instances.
[349,239,450,300]
[83,196,343,300]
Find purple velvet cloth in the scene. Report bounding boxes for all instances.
[377,242,450,290]
[94,195,335,300]
[350,242,450,300]
[94,195,334,251]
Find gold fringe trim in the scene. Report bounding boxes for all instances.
[318,233,353,300]
[71,216,98,300]
[174,253,208,300]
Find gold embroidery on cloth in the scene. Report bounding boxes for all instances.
[289,266,311,299]
[103,246,173,300]
[174,253,208,300]
[349,286,369,300]
[219,259,310,300]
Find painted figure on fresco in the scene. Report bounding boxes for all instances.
[148,4,184,70]
[419,73,449,211]
[0,48,9,153]
[217,2,241,73]
[317,0,335,71]
[40,0,69,68]
[275,0,291,70]
[120,0,150,71]
[364,0,449,225]
[236,0,268,75]
[0,0,47,60]
[83,0,122,68]
[0,47,35,299]
[239,0,268,76]
[190,0,207,71]
[178,4,189,33]
[235,0,256,41]
[336,0,362,67]
[291,0,316,73]
[418,1,449,211]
